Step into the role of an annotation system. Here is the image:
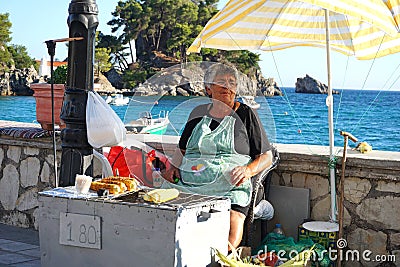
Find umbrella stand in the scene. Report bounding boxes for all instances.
[337,131,358,267]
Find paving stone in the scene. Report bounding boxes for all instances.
[0,241,38,253]
[17,248,41,258]
[0,239,12,245]
[0,252,36,265]
[10,259,41,267]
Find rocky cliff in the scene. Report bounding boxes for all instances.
[295,74,338,94]
[0,66,39,96]
[131,61,282,97]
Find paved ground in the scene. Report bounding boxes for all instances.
[0,224,40,267]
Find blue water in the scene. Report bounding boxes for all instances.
[1,88,399,152]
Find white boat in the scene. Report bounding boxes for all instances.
[239,96,260,109]
[106,94,130,106]
[125,111,170,135]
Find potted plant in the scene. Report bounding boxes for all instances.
[31,65,67,130]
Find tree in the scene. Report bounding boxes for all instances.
[96,32,130,71]
[0,13,13,73]
[8,44,36,69]
[108,0,150,64]
[94,47,112,75]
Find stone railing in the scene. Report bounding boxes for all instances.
[1,133,399,266]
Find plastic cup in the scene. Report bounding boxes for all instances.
[75,175,92,195]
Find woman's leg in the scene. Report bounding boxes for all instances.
[229,210,246,250]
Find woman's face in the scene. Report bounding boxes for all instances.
[206,74,237,106]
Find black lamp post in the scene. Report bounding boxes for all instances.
[59,0,98,186]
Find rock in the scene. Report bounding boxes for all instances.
[24,147,39,156]
[40,162,51,183]
[376,181,400,193]
[0,165,20,210]
[391,233,400,246]
[0,148,3,167]
[1,212,30,228]
[16,188,39,211]
[94,72,116,93]
[0,72,12,95]
[20,157,40,188]
[295,74,339,94]
[104,68,124,89]
[347,228,387,267]
[304,174,329,200]
[344,177,371,204]
[291,172,306,188]
[311,195,331,221]
[255,70,282,96]
[9,67,38,95]
[7,146,21,163]
[176,87,190,96]
[132,62,282,97]
[356,196,400,230]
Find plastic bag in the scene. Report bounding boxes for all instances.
[86,91,126,148]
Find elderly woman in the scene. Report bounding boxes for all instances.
[164,63,273,248]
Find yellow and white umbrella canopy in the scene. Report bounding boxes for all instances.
[188,0,400,60]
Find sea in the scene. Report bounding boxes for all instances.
[1,87,399,153]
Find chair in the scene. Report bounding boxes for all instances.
[93,149,113,178]
[242,146,280,247]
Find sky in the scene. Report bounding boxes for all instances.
[1,0,400,90]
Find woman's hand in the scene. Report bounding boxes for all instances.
[230,165,252,186]
[164,165,181,183]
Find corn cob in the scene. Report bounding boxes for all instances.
[213,248,267,267]
[90,182,122,194]
[279,245,315,267]
[143,189,179,204]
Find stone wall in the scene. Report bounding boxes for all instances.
[269,144,400,267]
[1,134,399,266]
[0,136,59,229]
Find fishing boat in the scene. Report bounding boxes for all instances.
[239,96,260,109]
[106,94,130,106]
[125,111,169,135]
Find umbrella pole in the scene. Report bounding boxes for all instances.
[325,9,336,222]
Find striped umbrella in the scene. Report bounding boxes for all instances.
[188,0,400,222]
[188,0,400,59]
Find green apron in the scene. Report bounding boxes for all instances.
[163,115,252,206]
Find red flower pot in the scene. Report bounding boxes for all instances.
[31,83,66,130]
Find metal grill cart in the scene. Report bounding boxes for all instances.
[38,188,230,267]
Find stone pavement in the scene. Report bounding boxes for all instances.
[0,224,40,267]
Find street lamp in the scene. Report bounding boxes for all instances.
[59,0,98,186]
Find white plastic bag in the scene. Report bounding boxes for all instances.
[86,91,126,148]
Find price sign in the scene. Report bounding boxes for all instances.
[59,212,101,249]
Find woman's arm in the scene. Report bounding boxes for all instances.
[164,148,185,182]
[230,149,273,186]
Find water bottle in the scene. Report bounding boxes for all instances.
[273,223,284,235]
[152,157,163,188]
